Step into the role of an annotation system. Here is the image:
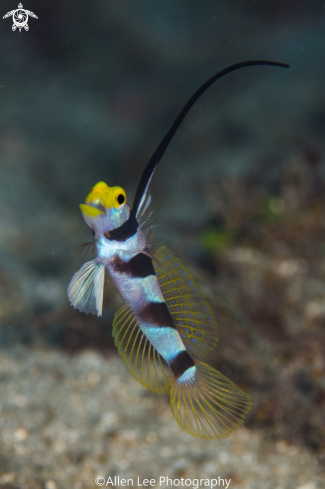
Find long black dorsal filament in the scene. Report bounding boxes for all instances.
[132,59,289,214]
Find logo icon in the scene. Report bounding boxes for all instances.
[3,3,38,32]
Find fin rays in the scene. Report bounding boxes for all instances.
[67,259,105,316]
[153,246,218,359]
[112,305,172,393]
[72,241,96,261]
[171,362,252,439]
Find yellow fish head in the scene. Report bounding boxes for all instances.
[80,181,126,217]
[79,181,128,234]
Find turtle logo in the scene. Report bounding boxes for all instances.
[3,3,38,32]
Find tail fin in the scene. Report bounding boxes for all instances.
[170,361,251,439]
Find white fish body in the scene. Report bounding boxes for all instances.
[68,60,289,438]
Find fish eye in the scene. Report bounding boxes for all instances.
[110,186,126,207]
[117,194,125,205]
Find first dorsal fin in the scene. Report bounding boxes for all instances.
[132,60,289,216]
[153,246,218,360]
[112,305,172,393]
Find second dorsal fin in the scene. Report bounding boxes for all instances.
[153,246,218,360]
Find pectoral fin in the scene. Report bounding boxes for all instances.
[68,259,105,316]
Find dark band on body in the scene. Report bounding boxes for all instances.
[170,350,195,378]
[138,302,176,329]
[104,212,138,242]
[112,252,155,278]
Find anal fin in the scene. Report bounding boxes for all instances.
[112,305,172,393]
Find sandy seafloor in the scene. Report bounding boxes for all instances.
[0,348,323,489]
[0,0,325,487]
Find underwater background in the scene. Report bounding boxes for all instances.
[0,0,324,487]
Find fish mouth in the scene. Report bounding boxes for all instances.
[79,203,106,217]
